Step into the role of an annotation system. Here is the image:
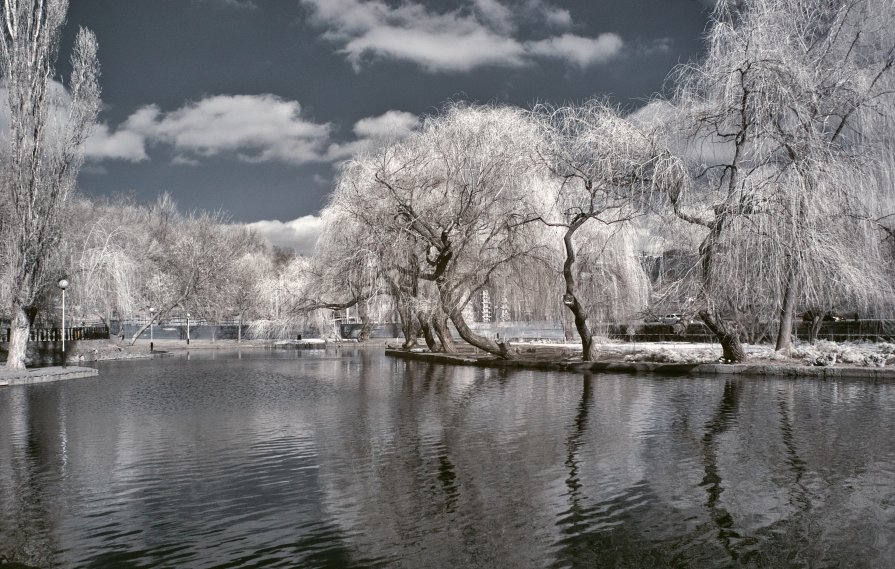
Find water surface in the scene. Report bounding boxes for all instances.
[1,349,893,568]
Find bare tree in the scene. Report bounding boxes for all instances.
[532,101,685,360]
[1,0,100,368]
[667,0,895,360]
[127,198,244,345]
[352,104,545,358]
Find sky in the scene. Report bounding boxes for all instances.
[62,0,713,251]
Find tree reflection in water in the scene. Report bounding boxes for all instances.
[2,352,894,568]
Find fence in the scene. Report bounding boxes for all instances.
[605,320,895,344]
[1,325,109,343]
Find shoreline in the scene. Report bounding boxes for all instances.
[0,366,99,386]
[384,349,895,380]
[6,338,895,383]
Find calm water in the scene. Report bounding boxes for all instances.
[1,349,894,568]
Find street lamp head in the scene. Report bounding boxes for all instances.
[149,307,156,314]
[57,278,69,290]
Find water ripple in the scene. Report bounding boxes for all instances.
[1,351,894,568]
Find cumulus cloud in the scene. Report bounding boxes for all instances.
[138,94,332,164]
[86,123,149,161]
[353,109,419,138]
[85,94,333,166]
[172,154,201,166]
[15,85,418,167]
[301,0,625,72]
[326,109,420,160]
[246,215,325,254]
[528,33,625,68]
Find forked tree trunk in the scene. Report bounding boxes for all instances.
[4,303,30,370]
[699,309,747,363]
[417,312,440,352]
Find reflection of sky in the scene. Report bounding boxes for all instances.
[2,351,895,567]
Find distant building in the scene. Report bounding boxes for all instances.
[481,289,492,323]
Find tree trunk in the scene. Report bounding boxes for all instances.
[448,308,512,358]
[4,304,30,370]
[699,309,747,363]
[358,302,374,342]
[809,314,823,344]
[129,318,156,346]
[397,304,418,348]
[775,263,799,352]
[237,314,242,343]
[561,223,597,361]
[432,310,457,353]
[417,312,440,352]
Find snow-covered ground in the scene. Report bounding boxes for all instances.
[514,339,895,367]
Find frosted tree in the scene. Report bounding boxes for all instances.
[0,0,100,368]
[127,197,246,345]
[667,0,895,360]
[364,104,546,358]
[532,101,685,360]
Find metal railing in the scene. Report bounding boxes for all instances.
[1,325,110,343]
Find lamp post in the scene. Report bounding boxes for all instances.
[58,279,69,367]
[186,313,190,345]
[149,307,156,351]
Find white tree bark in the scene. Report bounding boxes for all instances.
[1,0,100,369]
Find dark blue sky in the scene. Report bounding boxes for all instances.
[63,0,711,238]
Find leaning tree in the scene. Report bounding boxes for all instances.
[532,101,686,361]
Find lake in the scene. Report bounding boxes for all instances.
[1,349,894,568]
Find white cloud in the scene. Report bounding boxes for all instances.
[542,6,572,28]
[4,83,419,168]
[527,33,624,68]
[92,94,332,166]
[172,154,200,166]
[327,109,420,160]
[246,215,325,254]
[474,0,515,34]
[85,123,149,162]
[142,95,331,164]
[302,0,624,72]
[343,25,526,72]
[353,110,420,138]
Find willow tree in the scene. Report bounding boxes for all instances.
[1,0,100,368]
[668,0,895,361]
[334,104,544,358]
[532,101,685,361]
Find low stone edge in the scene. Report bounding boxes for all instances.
[0,366,99,386]
[384,350,895,380]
